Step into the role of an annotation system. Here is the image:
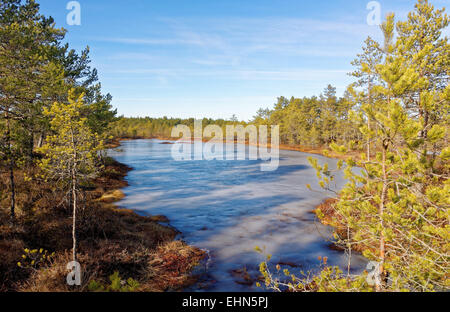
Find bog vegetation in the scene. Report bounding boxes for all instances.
[0,0,448,292]
[0,0,203,292]
[258,0,449,292]
[0,0,116,263]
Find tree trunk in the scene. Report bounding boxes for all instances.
[367,120,371,161]
[377,142,388,292]
[72,170,77,263]
[367,80,373,161]
[9,158,15,222]
[28,128,34,161]
[37,132,44,148]
[5,110,16,222]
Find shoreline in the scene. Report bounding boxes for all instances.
[110,136,355,160]
[109,137,358,288]
[110,138,354,255]
[313,198,368,254]
[0,146,205,292]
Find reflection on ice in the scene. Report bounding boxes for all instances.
[108,139,366,291]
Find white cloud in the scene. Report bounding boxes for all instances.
[104,68,351,81]
[94,16,378,59]
[107,52,157,61]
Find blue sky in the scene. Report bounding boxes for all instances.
[38,0,448,121]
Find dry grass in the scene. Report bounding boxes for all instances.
[314,198,338,226]
[20,240,205,292]
[18,252,89,292]
[0,158,205,292]
[314,198,371,253]
[141,241,205,291]
[97,190,125,203]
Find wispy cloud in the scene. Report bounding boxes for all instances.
[96,36,223,47]
[107,52,158,61]
[104,68,351,81]
[94,16,378,63]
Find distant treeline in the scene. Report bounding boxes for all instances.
[111,84,359,149]
[109,116,245,140]
[252,85,359,147]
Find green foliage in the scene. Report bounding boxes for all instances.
[308,0,449,292]
[259,0,449,293]
[0,0,116,221]
[37,89,103,187]
[36,89,105,263]
[256,248,372,292]
[250,88,359,147]
[109,116,245,139]
[112,87,359,147]
[88,272,140,292]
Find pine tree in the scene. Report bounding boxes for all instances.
[351,37,383,160]
[1,0,116,223]
[311,3,449,291]
[0,0,65,221]
[38,90,103,263]
[395,0,449,164]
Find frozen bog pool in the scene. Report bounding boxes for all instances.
[108,139,366,291]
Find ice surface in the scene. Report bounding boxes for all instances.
[108,139,366,291]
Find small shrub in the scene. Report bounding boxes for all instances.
[88,271,140,292]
